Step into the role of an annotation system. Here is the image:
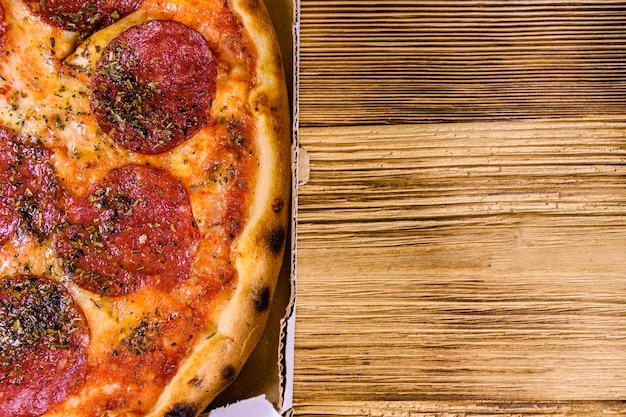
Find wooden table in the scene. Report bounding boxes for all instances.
[293,1,626,415]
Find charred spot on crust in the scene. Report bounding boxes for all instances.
[272,197,285,214]
[164,403,197,417]
[187,377,203,388]
[222,365,236,382]
[254,286,271,312]
[266,227,286,255]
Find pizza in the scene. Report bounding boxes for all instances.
[0,0,291,416]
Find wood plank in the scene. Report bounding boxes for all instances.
[295,401,626,416]
[299,0,626,126]
[294,120,626,409]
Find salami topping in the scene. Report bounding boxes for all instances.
[0,4,6,54]
[0,275,89,417]
[57,164,199,295]
[0,127,62,244]
[23,0,142,32]
[91,20,217,154]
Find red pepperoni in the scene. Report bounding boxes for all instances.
[99,0,142,27]
[0,127,62,244]
[0,150,21,245]
[91,20,217,154]
[0,4,6,55]
[23,0,141,32]
[57,164,199,296]
[0,275,89,417]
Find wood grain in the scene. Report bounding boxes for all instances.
[294,120,626,414]
[295,401,626,416]
[295,0,626,414]
[300,0,626,126]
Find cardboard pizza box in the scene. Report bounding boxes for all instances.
[204,0,299,415]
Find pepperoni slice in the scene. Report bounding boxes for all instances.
[0,4,6,55]
[57,164,199,295]
[91,20,217,154]
[0,127,62,244]
[0,275,89,417]
[23,0,141,32]
[0,142,21,244]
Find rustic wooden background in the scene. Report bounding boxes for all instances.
[294,1,626,416]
